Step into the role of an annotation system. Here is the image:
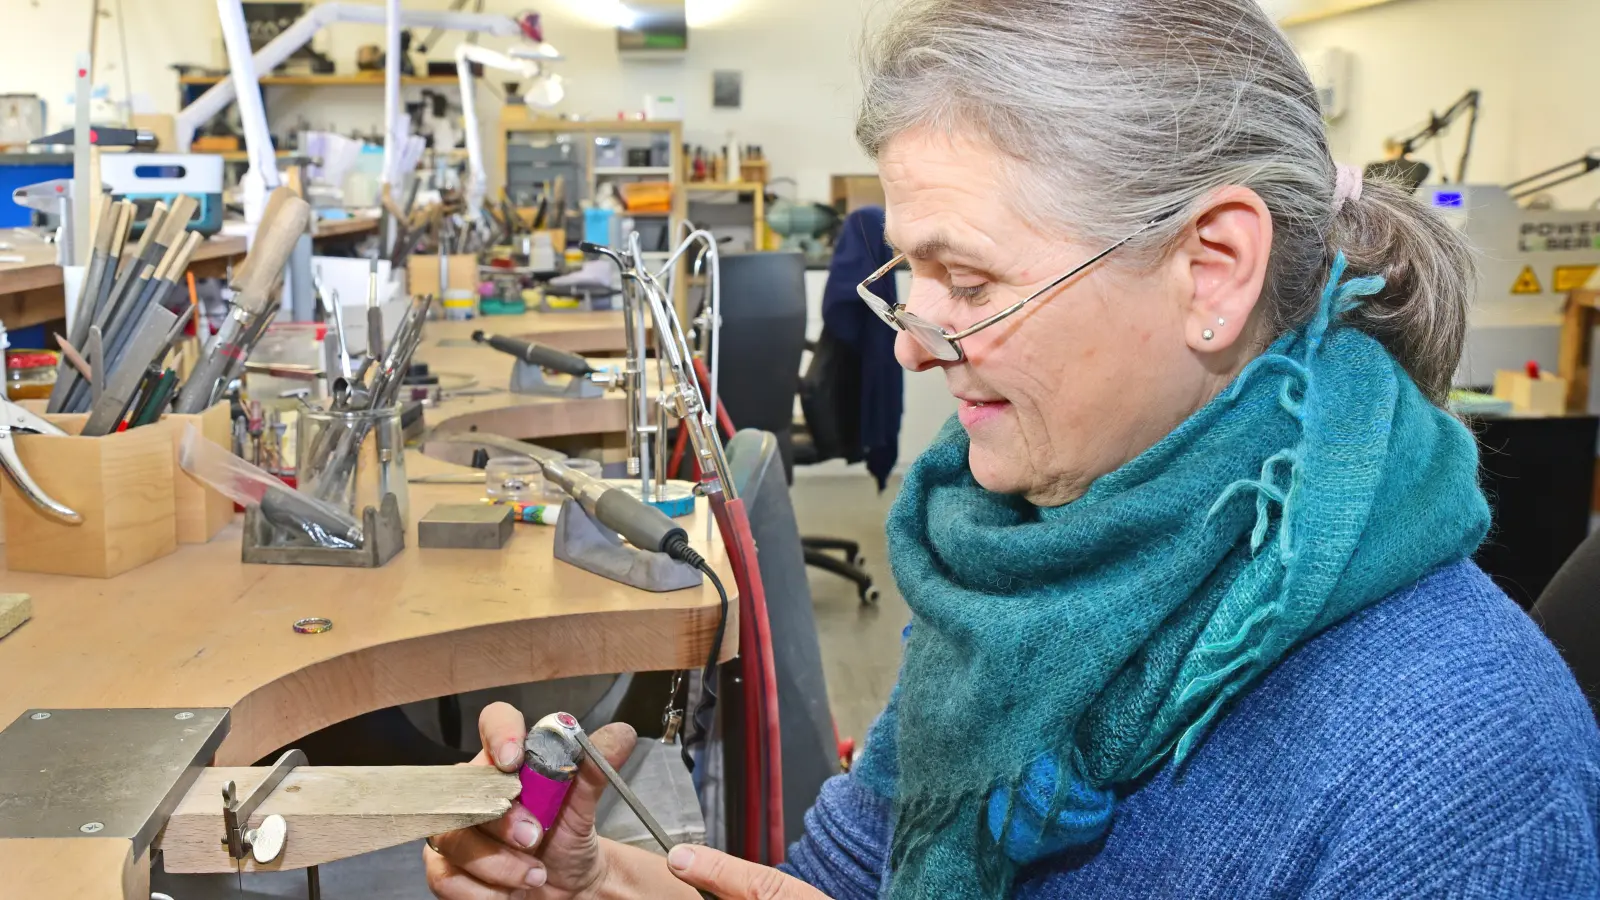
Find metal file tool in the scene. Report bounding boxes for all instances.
[570,726,712,900]
[82,304,179,436]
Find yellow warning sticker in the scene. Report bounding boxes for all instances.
[1554,264,1599,293]
[1512,265,1543,295]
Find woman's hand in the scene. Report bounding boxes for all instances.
[667,844,834,900]
[424,701,638,900]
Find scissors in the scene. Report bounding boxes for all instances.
[0,398,82,523]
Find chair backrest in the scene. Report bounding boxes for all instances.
[1532,530,1600,719]
[726,428,841,843]
[709,252,809,472]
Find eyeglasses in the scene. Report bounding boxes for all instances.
[855,219,1163,362]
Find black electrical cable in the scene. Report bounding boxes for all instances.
[664,535,727,773]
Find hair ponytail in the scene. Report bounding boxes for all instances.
[1328,175,1477,403]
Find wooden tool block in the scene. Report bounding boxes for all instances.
[0,594,30,641]
[166,402,236,543]
[418,503,514,550]
[408,254,480,295]
[1,414,177,578]
[1493,369,1569,416]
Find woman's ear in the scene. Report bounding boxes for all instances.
[1168,186,1273,353]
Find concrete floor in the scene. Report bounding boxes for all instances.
[150,471,903,899]
[790,471,907,746]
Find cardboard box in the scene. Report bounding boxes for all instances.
[408,254,480,296]
[831,175,886,215]
[129,114,176,152]
[1493,369,1568,416]
[1,415,176,578]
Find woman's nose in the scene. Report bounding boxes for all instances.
[895,330,950,372]
[895,278,957,372]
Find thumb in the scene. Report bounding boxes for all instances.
[560,722,637,832]
[667,844,827,900]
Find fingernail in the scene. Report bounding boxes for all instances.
[525,865,548,887]
[668,844,695,870]
[496,741,523,770]
[511,818,541,849]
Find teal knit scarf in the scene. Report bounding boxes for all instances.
[855,256,1491,899]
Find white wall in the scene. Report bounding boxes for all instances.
[1288,0,1600,210]
[0,0,218,125]
[1,0,876,203]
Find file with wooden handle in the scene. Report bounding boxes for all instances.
[175,188,311,414]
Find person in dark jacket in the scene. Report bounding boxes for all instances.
[820,206,903,489]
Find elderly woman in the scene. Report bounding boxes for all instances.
[427,1,1600,897]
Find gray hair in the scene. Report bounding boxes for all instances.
[856,0,1474,402]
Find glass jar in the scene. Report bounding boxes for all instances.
[6,351,57,401]
[485,456,544,504]
[296,405,409,523]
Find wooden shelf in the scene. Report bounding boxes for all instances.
[685,181,764,192]
[499,108,683,135]
[194,149,294,161]
[180,74,459,87]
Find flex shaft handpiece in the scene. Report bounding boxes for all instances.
[538,456,697,561]
[471,329,596,377]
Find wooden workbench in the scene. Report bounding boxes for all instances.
[0,215,380,330]
[0,308,734,898]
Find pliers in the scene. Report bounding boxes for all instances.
[0,398,82,523]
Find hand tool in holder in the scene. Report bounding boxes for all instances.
[298,294,432,512]
[46,200,122,413]
[472,329,607,399]
[176,422,395,565]
[553,496,702,591]
[542,454,702,591]
[241,490,405,568]
[0,398,82,523]
[176,187,312,414]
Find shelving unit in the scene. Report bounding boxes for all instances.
[686,181,768,251]
[192,149,294,161]
[499,108,687,310]
[594,166,673,176]
[178,73,459,87]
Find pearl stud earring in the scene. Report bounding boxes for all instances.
[1202,329,1215,341]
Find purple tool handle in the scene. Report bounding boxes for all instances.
[520,764,575,831]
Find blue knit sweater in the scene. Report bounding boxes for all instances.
[782,562,1600,897]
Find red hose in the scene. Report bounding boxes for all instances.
[686,356,786,862]
[712,496,785,863]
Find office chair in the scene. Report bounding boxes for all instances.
[705,251,878,604]
[795,330,879,604]
[1531,529,1600,718]
[725,428,842,843]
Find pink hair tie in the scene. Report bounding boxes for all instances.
[1332,163,1364,214]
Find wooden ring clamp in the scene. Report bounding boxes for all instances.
[0,708,519,889]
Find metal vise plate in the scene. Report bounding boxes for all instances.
[0,707,229,857]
